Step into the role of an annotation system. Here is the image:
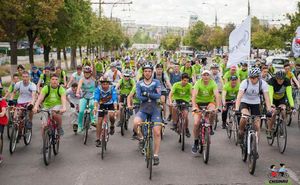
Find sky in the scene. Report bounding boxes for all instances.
[91,0,299,27]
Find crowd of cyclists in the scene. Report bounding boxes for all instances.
[0,50,299,173]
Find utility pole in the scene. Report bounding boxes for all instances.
[91,1,133,18]
[248,0,251,16]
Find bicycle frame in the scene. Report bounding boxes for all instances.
[241,114,259,155]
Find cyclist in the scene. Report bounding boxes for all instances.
[192,59,202,79]
[153,63,172,122]
[168,73,192,137]
[94,58,104,79]
[266,71,294,138]
[116,69,135,126]
[211,63,223,93]
[37,66,51,91]
[223,65,240,84]
[33,74,67,135]
[67,65,83,88]
[235,67,272,143]
[180,60,195,83]
[30,66,42,85]
[17,65,25,78]
[133,62,162,165]
[76,66,96,132]
[82,57,91,67]
[220,55,229,75]
[238,61,248,81]
[261,66,271,82]
[284,63,300,88]
[221,76,240,129]
[10,71,37,128]
[54,66,67,87]
[0,91,8,163]
[4,74,19,104]
[191,70,221,154]
[104,62,122,86]
[66,83,80,131]
[94,76,118,147]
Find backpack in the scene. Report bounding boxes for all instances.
[154,72,166,87]
[43,85,61,101]
[60,71,68,83]
[244,79,264,103]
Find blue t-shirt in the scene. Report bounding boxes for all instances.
[94,86,117,105]
[169,72,181,85]
[31,70,42,84]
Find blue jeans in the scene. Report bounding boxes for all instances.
[78,98,95,129]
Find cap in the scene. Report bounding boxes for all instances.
[32,66,37,70]
[201,70,211,75]
[44,66,50,70]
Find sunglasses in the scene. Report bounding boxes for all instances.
[249,77,258,79]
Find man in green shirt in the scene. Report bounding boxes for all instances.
[191,70,221,154]
[192,59,202,80]
[223,65,240,83]
[4,74,19,104]
[220,55,229,75]
[33,74,67,136]
[238,61,248,82]
[37,66,51,92]
[180,60,195,83]
[221,75,240,129]
[168,73,192,137]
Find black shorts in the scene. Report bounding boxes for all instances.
[119,94,128,104]
[175,100,189,110]
[161,90,167,97]
[273,98,287,107]
[98,104,114,117]
[240,102,260,116]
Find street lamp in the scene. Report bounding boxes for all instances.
[202,2,228,27]
[110,1,119,20]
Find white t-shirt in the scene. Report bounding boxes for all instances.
[239,79,268,104]
[66,88,79,105]
[105,70,122,84]
[72,72,83,84]
[15,81,37,104]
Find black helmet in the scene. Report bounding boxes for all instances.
[275,71,285,80]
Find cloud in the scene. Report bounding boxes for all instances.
[92,0,298,27]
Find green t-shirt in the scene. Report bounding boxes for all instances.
[119,78,135,95]
[220,63,229,75]
[192,64,202,75]
[223,82,240,100]
[58,71,66,84]
[8,83,19,100]
[238,69,248,81]
[223,71,240,82]
[95,62,104,73]
[41,85,66,109]
[171,82,192,102]
[39,73,51,86]
[180,66,194,77]
[194,79,217,103]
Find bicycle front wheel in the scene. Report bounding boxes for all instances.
[23,125,32,145]
[277,120,287,154]
[7,121,13,140]
[286,111,292,126]
[148,138,153,180]
[43,129,51,166]
[120,110,125,136]
[248,134,257,175]
[203,127,210,164]
[83,113,90,145]
[226,113,232,139]
[181,117,185,151]
[101,128,106,160]
[9,125,18,154]
[53,130,60,155]
[214,114,218,130]
[298,107,300,130]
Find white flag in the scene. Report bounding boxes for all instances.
[292,26,300,58]
[227,16,251,68]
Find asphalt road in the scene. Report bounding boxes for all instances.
[0,109,300,185]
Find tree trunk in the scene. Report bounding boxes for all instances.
[63,48,67,61]
[10,41,18,76]
[96,47,99,55]
[70,47,77,70]
[27,29,37,67]
[57,48,61,67]
[79,46,82,63]
[43,45,51,66]
[256,48,259,58]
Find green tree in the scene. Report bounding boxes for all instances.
[160,33,181,50]
[187,21,206,49]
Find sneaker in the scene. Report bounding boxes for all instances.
[109,126,115,135]
[73,124,78,132]
[95,139,101,147]
[185,128,191,138]
[210,129,215,135]
[191,144,199,154]
[153,156,160,166]
[222,122,227,129]
[167,114,172,121]
[91,122,96,128]
[58,127,64,136]
[78,127,84,134]
[0,155,3,164]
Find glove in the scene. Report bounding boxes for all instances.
[70,103,75,108]
[142,92,149,97]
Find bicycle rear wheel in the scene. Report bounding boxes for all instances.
[23,125,32,145]
[203,127,210,164]
[7,121,13,140]
[286,111,292,126]
[248,134,257,175]
[267,124,275,146]
[277,120,287,154]
[241,134,247,162]
[9,125,18,154]
[43,129,51,166]
[233,117,239,146]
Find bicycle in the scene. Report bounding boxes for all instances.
[239,113,260,175]
[139,116,164,180]
[6,105,15,140]
[225,101,239,146]
[267,107,287,154]
[9,106,32,154]
[193,107,215,164]
[173,102,190,151]
[39,109,61,166]
[97,109,115,160]
[83,98,92,145]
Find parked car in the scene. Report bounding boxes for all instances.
[266,56,289,72]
